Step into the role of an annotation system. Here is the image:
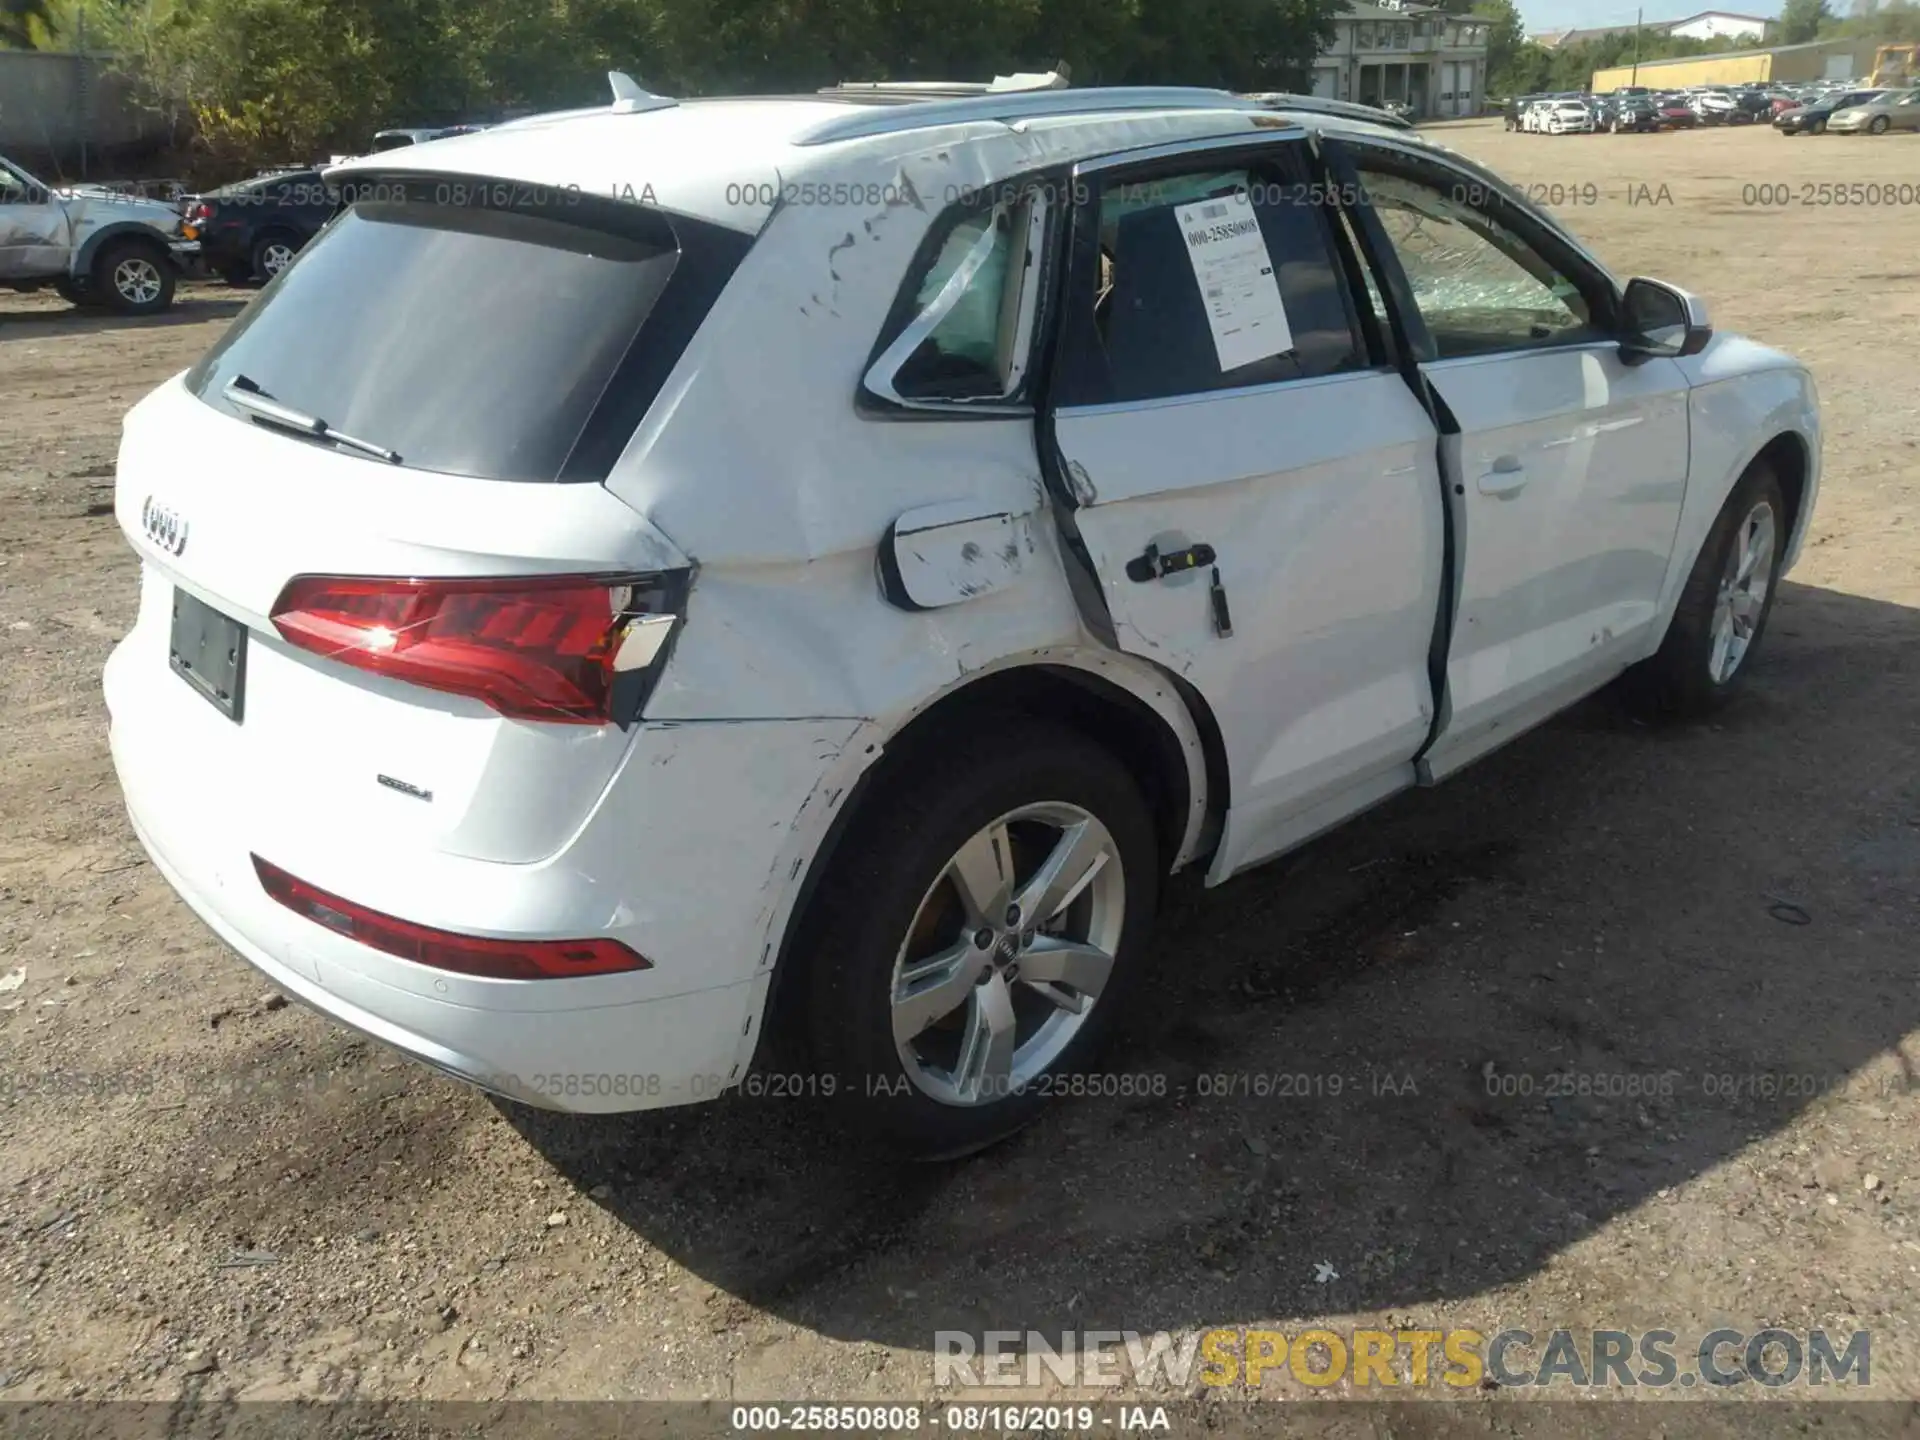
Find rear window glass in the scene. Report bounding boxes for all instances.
[186,177,750,482]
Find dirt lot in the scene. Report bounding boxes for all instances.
[2,119,1919,1420]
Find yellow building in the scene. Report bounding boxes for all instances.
[1592,37,1882,91]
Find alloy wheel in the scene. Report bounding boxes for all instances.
[1709,501,1776,685]
[890,802,1124,1107]
[261,241,296,277]
[114,257,163,307]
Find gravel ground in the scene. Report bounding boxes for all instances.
[1,120,1918,1423]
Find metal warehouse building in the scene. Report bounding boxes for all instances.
[1591,37,1882,90]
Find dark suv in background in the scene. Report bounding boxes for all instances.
[183,169,337,285]
[1605,93,1663,131]
[1776,87,1886,134]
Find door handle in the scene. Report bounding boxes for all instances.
[1476,455,1528,498]
[1126,541,1218,583]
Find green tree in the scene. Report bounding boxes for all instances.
[1470,0,1526,92]
[1,0,55,47]
[1777,0,1833,42]
[101,0,1345,173]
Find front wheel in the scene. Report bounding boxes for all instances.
[93,239,175,315]
[1621,465,1788,720]
[799,721,1160,1158]
[1868,116,1890,135]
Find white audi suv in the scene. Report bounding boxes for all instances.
[107,80,1821,1155]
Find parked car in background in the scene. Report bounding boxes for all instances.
[1729,89,1773,123]
[0,153,197,314]
[1689,89,1739,124]
[1655,94,1700,128]
[105,78,1821,1155]
[1775,88,1887,134]
[1522,97,1563,132]
[184,169,340,285]
[1826,86,1920,133]
[1539,99,1597,134]
[1607,94,1663,132]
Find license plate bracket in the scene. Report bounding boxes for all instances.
[170,588,248,722]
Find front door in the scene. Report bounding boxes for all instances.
[1044,133,1448,881]
[1328,139,1691,779]
[0,161,69,281]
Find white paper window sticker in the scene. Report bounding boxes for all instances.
[1173,190,1295,373]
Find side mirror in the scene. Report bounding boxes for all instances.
[1620,276,1712,363]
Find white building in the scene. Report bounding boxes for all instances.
[1311,1,1493,119]
[1665,10,1773,42]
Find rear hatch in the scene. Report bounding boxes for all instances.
[112,175,751,864]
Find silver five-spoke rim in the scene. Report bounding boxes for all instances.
[891,802,1124,1108]
[1710,500,1775,685]
[114,257,163,306]
[262,242,295,277]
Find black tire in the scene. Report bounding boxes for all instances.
[799,719,1161,1158]
[1808,118,1826,135]
[1868,116,1890,135]
[1621,464,1788,721]
[251,230,301,284]
[92,238,175,316]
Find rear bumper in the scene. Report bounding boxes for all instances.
[104,624,861,1115]
[121,800,757,1112]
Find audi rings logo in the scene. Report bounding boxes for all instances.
[141,497,189,556]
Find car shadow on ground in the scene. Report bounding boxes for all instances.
[505,578,1920,1347]
[0,291,247,337]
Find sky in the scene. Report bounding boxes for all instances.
[1518,0,1783,33]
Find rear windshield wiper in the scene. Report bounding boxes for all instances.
[224,375,403,465]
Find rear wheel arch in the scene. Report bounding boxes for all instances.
[752,655,1221,1071]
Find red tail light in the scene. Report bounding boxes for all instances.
[270,573,682,724]
[190,202,214,222]
[253,856,650,980]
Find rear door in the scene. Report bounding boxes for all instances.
[1325,137,1690,780]
[1044,132,1448,881]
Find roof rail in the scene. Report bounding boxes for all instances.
[796,85,1262,146]
[1237,91,1413,128]
[1237,91,1414,129]
[820,65,1073,103]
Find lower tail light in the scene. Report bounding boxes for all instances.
[270,572,685,724]
[253,856,650,980]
